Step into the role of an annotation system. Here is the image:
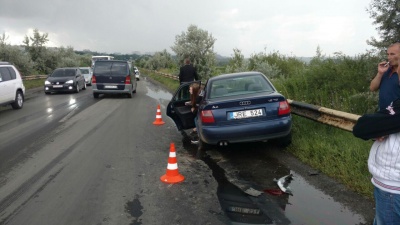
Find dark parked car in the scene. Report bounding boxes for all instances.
[167,72,292,149]
[92,60,137,98]
[44,67,86,94]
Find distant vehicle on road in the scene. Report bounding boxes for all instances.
[91,60,137,98]
[0,62,25,109]
[134,66,140,80]
[167,71,292,149]
[79,67,93,85]
[91,55,115,68]
[44,67,86,94]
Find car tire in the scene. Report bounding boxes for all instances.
[93,93,99,98]
[198,137,210,151]
[127,91,132,98]
[83,82,87,90]
[277,132,292,148]
[45,92,51,95]
[75,84,80,93]
[133,84,137,93]
[11,91,24,109]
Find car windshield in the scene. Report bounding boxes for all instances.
[80,69,90,74]
[51,69,75,77]
[209,74,274,99]
[94,62,127,76]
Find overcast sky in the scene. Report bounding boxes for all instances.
[0,0,379,58]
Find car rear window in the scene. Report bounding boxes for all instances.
[51,69,76,77]
[80,69,90,74]
[209,74,274,99]
[94,61,128,76]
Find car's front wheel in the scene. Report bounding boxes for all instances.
[11,91,24,109]
[83,82,87,90]
[75,83,80,93]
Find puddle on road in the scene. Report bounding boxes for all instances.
[143,78,172,104]
[179,135,370,225]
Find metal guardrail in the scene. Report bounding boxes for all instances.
[143,69,361,132]
[287,100,360,132]
[23,75,47,80]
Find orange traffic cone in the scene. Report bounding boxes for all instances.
[160,143,185,184]
[153,104,165,126]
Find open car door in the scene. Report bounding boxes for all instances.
[167,81,201,131]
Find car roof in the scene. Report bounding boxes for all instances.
[96,60,127,63]
[0,62,12,65]
[208,71,265,82]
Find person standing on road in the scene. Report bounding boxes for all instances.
[179,57,199,84]
[363,45,400,225]
[370,42,400,111]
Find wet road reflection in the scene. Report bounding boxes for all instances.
[143,77,172,105]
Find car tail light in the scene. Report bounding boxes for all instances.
[278,100,291,116]
[92,75,97,84]
[201,110,215,123]
[125,75,131,84]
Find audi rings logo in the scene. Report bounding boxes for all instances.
[239,101,251,106]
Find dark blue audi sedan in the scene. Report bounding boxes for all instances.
[167,71,292,149]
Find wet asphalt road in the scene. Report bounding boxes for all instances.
[0,77,375,224]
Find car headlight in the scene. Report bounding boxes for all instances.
[45,80,51,85]
[65,80,73,84]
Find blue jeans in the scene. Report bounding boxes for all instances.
[374,186,400,225]
[194,116,198,131]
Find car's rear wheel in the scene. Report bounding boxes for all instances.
[93,93,99,98]
[127,91,132,98]
[11,91,24,109]
[277,132,292,147]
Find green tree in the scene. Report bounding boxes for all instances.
[23,29,49,73]
[0,32,34,76]
[171,25,216,80]
[145,49,175,70]
[225,48,247,73]
[367,0,400,51]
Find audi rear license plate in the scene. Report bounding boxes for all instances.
[229,108,263,119]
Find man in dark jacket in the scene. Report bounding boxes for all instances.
[179,57,198,84]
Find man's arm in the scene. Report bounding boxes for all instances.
[370,72,383,91]
[194,67,199,81]
[370,62,389,91]
[179,67,183,83]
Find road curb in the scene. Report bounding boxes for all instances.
[25,87,43,100]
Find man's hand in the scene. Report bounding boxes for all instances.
[374,136,388,142]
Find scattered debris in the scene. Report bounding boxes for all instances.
[244,187,263,197]
[273,174,294,195]
[263,188,283,196]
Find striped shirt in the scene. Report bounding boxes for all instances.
[369,132,400,194]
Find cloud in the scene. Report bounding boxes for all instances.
[0,0,378,57]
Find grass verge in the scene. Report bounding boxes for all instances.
[23,78,46,90]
